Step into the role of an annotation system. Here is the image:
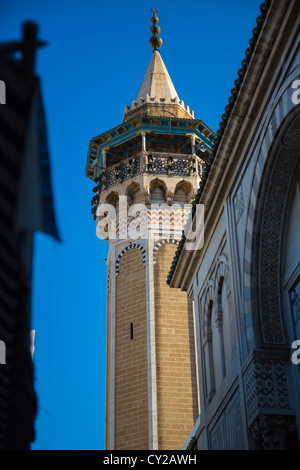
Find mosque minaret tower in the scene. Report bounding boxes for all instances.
[85,9,216,450]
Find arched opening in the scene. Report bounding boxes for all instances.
[173,180,192,204]
[126,181,143,206]
[101,191,119,236]
[282,159,300,440]
[149,178,166,204]
[202,299,215,403]
[283,171,300,341]
[216,277,226,380]
[251,107,300,447]
[253,109,300,347]
[105,191,119,208]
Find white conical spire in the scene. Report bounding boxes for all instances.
[135,50,179,102]
[123,9,194,122]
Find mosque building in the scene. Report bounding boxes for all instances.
[86,0,300,450]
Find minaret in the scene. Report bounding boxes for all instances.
[85,9,216,450]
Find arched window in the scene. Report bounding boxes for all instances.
[202,298,215,403]
[216,277,227,380]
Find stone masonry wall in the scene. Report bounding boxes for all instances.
[154,243,198,449]
[115,249,149,449]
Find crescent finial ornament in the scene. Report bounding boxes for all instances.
[149,7,162,50]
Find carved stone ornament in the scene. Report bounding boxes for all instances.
[243,359,290,424]
[250,414,298,450]
[254,112,300,345]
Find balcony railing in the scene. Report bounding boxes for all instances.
[94,151,204,193]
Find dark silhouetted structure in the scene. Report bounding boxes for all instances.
[0,21,59,449]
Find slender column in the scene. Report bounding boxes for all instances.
[102,149,107,168]
[191,133,196,155]
[207,333,216,398]
[216,313,226,380]
[141,131,147,153]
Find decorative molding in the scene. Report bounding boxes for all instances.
[153,238,179,264]
[290,276,300,326]
[243,358,291,425]
[186,435,197,450]
[254,112,300,345]
[197,247,230,340]
[115,243,146,275]
[242,102,300,347]
[201,252,229,311]
[124,94,195,120]
[249,414,298,450]
[205,280,214,305]
[92,152,203,196]
[233,185,244,223]
[215,253,230,295]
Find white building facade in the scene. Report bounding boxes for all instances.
[169,0,300,450]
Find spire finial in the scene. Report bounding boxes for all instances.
[149,8,163,52]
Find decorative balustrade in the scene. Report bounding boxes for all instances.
[94,151,204,193]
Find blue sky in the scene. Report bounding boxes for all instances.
[2,0,261,450]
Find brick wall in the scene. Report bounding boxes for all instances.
[154,243,198,449]
[115,248,149,449]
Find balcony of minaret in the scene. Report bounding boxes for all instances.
[88,123,216,245]
[86,117,215,182]
[95,174,197,242]
[91,150,204,204]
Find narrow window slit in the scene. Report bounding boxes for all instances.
[130,322,133,340]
